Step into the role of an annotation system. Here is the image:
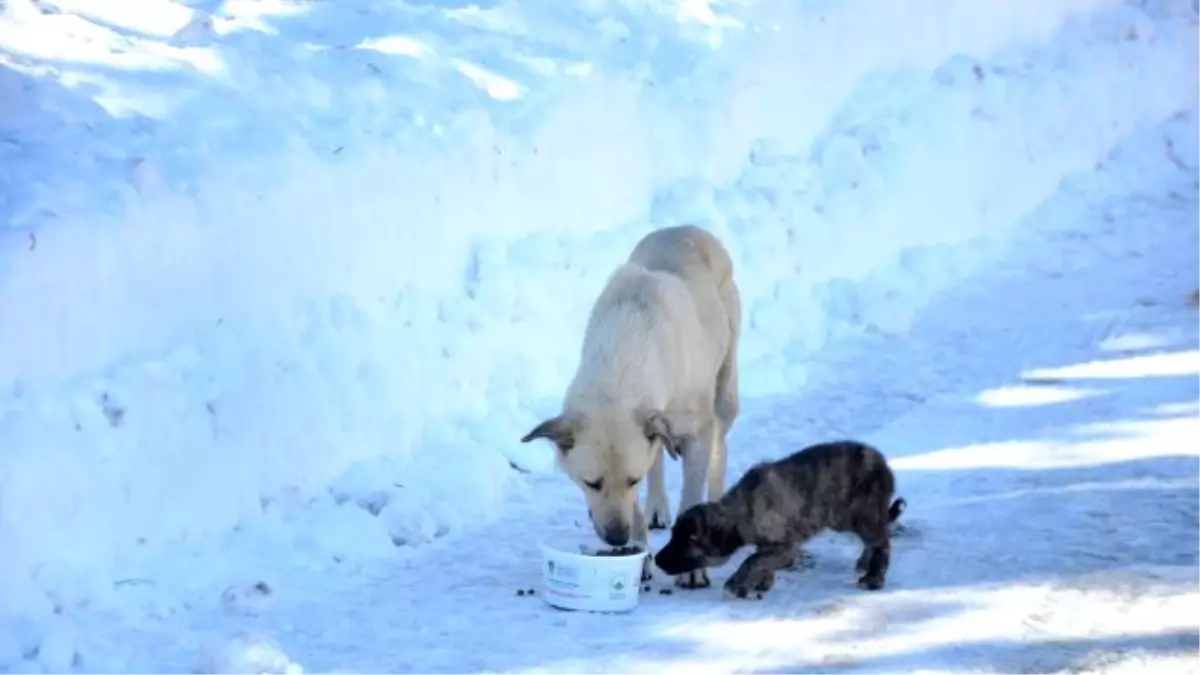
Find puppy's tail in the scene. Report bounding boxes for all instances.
[888,497,907,523]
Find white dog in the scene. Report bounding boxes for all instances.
[521,224,742,587]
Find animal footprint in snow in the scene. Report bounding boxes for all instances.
[220,581,274,615]
[812,599,847,617]
[98,392,125,428]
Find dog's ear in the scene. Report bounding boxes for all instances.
[701,507,744,555]
[520,415,579,455]
[640,410,680,460]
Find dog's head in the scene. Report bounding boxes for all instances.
[653,502,744,575]
[521,408,678,546]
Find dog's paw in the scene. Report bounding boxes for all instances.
[726,584,751,599]
[857,574,885,591]
[674,569,710,589]
[725,586,767,600]
[647,506,672,531]
[725,568,775,599]
[723,577,771,600]
[854,550,871,574]
[641,555,655,583]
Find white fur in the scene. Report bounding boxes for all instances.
[522,224,742,586]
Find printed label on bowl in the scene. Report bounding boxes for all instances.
[546,559,581,583]
[608,572,629,592]
[607,571,632,600]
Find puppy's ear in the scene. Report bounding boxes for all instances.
[639,409,680,460]
[520,415,580,455]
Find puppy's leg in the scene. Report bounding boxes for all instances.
[675,416,717,589]
[854,520,892,591]
[646,447,671,530]
[724,544,794,599]
[855,547,871,574]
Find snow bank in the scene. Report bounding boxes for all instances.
[0,0,1195,647]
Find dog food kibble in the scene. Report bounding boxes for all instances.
[642,584,651,592]
[756,592,764,600]
[526,588,536,595]
[658,588,673,596]
[517,589,526,596]
[593,546,642,557]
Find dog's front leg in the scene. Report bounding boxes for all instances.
[645,446,671,530]
[632,501,654,583]
[724,544,793,599]
[675,420,716,589]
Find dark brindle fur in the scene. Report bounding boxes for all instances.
[653,440,907,598]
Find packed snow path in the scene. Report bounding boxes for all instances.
[57,106,1199,675]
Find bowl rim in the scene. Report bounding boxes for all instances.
[538,538,648,561]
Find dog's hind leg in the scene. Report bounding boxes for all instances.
[709,283,741,503]
[853,520,892,591]
[854,547,872,574]
[646,447,671,530]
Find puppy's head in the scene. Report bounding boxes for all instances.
[654,502,744,575]
[521,408,677,546]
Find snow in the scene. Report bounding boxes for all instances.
[0,0,1197,672]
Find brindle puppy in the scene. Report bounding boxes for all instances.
[654,440,907,598]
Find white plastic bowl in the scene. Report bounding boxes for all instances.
[538,534,645,613]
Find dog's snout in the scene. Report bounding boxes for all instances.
[600,522,630,546]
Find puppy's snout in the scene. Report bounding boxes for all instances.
[654,540,700,575]
[599,522,631,547]
[654,547,684,575]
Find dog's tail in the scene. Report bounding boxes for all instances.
[888,497,907,523]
